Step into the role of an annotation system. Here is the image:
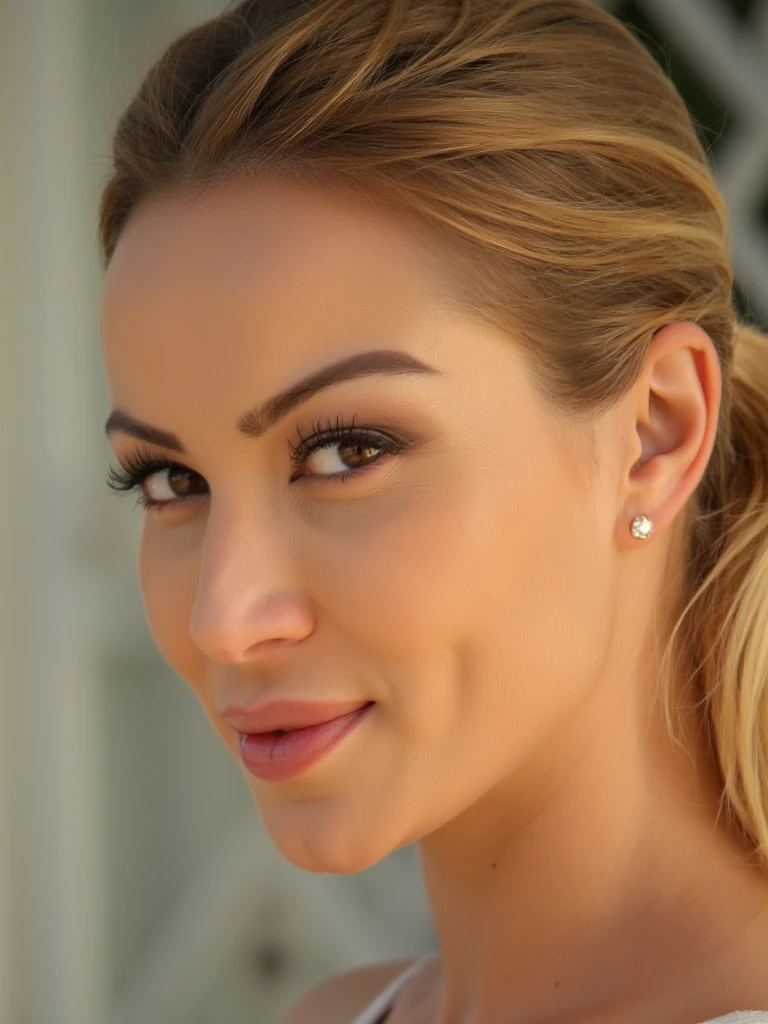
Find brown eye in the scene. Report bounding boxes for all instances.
[106,450,210,513]
[143,466,206,503]
[302,438,386,477]
[288,417,407,482]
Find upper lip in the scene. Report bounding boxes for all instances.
[219,699,373,734]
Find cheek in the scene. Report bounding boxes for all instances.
[293,447,613,701]
[293,471,487,668]
[321,443,614,763]
[485,519,613,719]
[450,446,616,765]
[137,525,206,690]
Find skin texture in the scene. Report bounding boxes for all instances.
[100,179,768,1024]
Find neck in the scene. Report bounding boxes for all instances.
[415,644,768,1024]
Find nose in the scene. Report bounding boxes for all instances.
[188,513,315,664]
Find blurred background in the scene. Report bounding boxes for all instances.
[0,1,766,1022]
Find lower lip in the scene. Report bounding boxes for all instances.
[238,702,375,782]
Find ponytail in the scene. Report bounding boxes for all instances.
[660,322,768,866]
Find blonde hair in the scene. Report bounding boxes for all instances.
[97,0,768,868]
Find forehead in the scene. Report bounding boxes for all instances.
[100,181,453,383]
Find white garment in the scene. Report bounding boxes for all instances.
[346,955,768,1024]
[347,956,432,1024]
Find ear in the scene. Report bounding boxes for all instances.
[619,321,722,548]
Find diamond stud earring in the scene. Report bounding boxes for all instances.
[630,514,654,540]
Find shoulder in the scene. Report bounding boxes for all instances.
[282,957,419,1024]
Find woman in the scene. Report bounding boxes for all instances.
[98,1,768,1021]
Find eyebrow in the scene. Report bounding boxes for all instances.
[104,349,442,454]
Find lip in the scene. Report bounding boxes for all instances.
[220,698,373,734]
[237,702,375,782]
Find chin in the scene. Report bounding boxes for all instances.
[259,805,397,875]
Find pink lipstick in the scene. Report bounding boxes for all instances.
[230,700,375,782]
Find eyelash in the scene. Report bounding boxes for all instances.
[105,413,405,513]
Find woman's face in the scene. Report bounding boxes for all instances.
[101,179,618,873]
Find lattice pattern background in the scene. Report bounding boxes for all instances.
[604,0,768,328]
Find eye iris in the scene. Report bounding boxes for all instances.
[338,442,380,469]
[167,467,196,495]
[146,466,202,501]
